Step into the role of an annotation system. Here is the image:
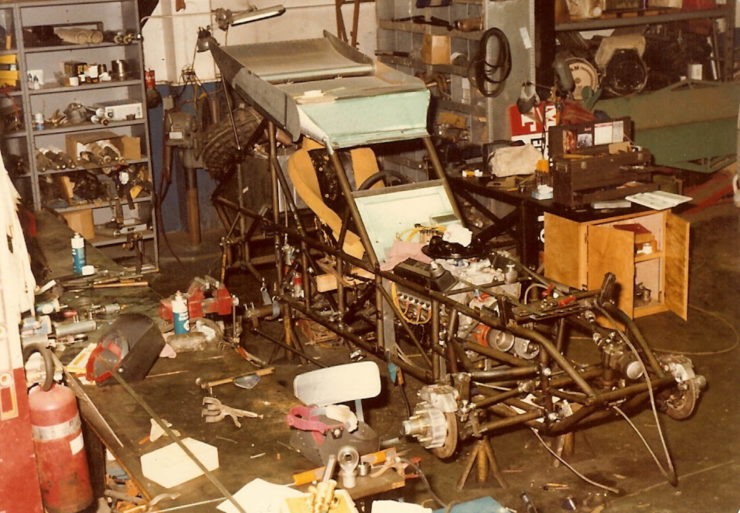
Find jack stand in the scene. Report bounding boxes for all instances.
[457,437,507,490]
[551,432,575,468]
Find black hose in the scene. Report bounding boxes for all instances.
[468,27,512,98]
[22,343,54,391]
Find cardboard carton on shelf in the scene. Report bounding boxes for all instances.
[421,34,451,65]
[61,208,95,240]
[65,130,142,165]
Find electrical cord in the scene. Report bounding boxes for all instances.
[401,458,448,509]
[523,283,547,304]
[651,304,739,356]
[596,305,677,485]
[467,27,511,98]
[530,427,620,495]
[612,405,675,483]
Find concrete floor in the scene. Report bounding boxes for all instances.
[150,202,740,513]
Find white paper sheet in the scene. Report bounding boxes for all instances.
[217,479,302,513]
[371,500,432,513]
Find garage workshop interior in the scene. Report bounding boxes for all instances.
[0,0,738,511]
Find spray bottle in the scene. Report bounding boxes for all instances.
[71,233,86,274]
[172,292,189,334]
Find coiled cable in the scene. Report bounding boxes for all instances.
[468,27,512,98]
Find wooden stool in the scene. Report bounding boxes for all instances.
[456,438,507,490]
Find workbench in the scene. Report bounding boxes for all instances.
[447,176,651,269]
[35,212,403,512]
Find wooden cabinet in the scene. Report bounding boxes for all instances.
[544,209,688,320]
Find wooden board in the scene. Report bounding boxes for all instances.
[543,213,583,288]
[665,213,690,320]
[587,224,635,316]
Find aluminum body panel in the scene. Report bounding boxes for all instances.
[211,31,430,149]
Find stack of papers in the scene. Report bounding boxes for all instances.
[625,191,692,210]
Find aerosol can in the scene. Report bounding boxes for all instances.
[172,291,189,334]
[71,233,86,274]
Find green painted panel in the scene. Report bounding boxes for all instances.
[593,81,740,172]
[299,89,430,149]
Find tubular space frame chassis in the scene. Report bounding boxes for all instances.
[208,33,700,446]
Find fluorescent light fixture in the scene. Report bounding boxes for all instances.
[231,4,286,26]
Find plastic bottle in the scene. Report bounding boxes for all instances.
[71,233,86,274]
[172,292,189,334]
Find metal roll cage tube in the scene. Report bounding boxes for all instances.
[205,34,705,486]
[212,134,703,463]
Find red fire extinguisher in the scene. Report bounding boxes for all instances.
[28,384,93,513]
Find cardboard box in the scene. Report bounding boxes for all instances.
[65,130,142,164]
[647,0,682,6]
[62,209,95,240]
[421,34,451,65]
[94,99,143,121]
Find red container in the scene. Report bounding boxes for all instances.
[682,0,716,10]
[28,384,93,513]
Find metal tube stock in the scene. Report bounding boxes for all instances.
[108,365,246,513]
[268,123,282,284]
[548,391,651,435]
[328,151,379,268]
[375,276,384,351]
[587,376,675,405]
[446,307,459,374]
[503,397,540,412]
[450,336,475,372]
[422,136,464,221]
[469,366,538,381]
[431,299,441,380]
[213,196,508,331]
[507,324,597,397]
[601,303,665,377]
[555,317,567,352]
[284,296,433,382]
[472,388,522,409]
[475,409,542,435]
[462,341,532,368]
[253,327,326,368]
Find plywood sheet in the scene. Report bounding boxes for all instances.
[665,213,690,320]
[587,224,635,315]
[544,213,582,288]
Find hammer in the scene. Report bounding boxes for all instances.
[195,367,275,391]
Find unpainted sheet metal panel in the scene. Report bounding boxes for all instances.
[485,0,536,141]
[211,31,430,149]
[216,37,374,84]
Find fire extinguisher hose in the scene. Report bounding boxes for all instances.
[22,342,54,391]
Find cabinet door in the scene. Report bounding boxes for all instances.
[665,213,689,320]
[587,224,635,315]
[544,213,584,288]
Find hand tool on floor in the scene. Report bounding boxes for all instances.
[195,367,274,393]
[201,397,262,427]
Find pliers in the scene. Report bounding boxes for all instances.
[201,397,262,428]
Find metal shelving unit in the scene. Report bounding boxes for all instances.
[555,6,736,82]
[0,0,158,267]
[555,7,729,30]
[376,0,535,153]
[554,4,737,173]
